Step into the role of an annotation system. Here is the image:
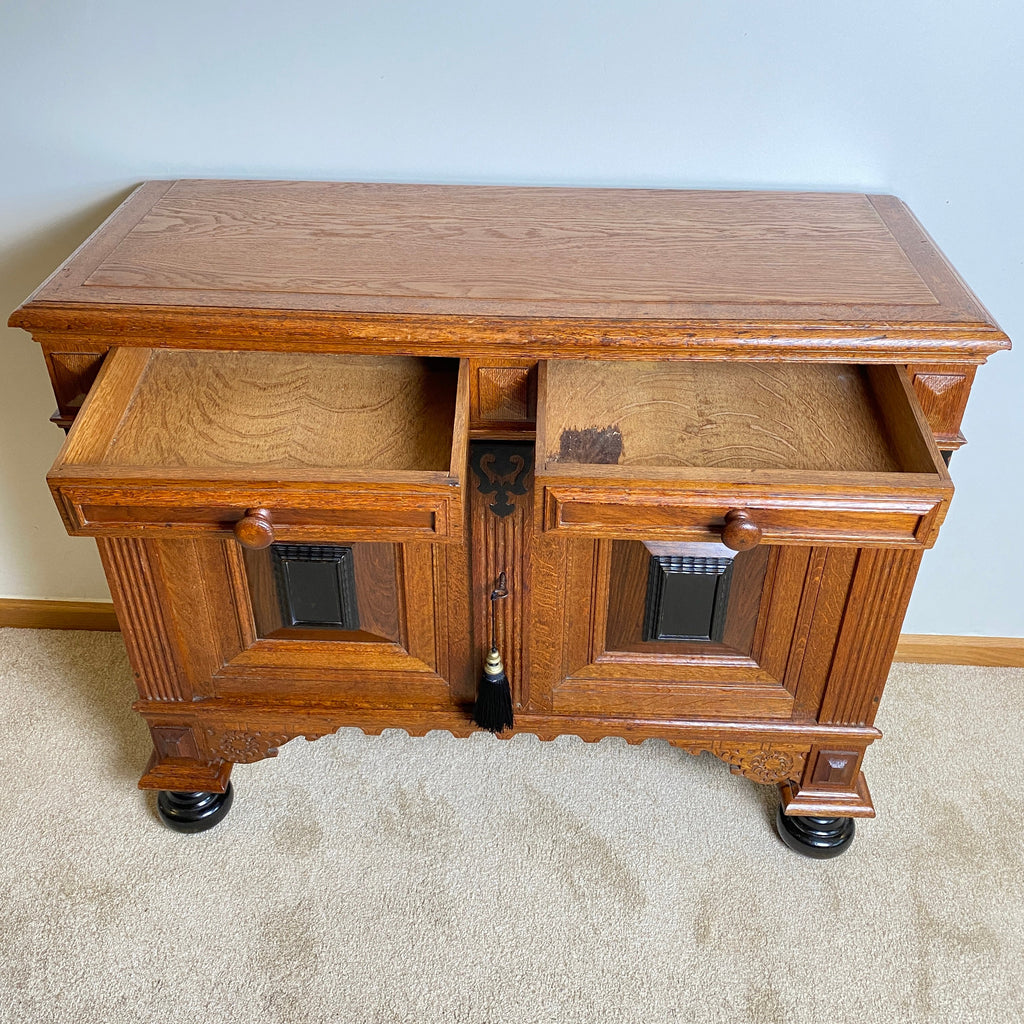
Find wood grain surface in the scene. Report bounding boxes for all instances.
[542,361,901,472]
[10,181,1010,362]
[0,598,119,631]
[893,635,1024,667]
[105,350,458,472]
[535,359,953,549]
[83,185,934,306]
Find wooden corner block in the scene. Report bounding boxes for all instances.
[138,753,233,793]
[779,769,875,819]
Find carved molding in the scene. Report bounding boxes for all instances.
[476,365,534,423]
[97,537,186,701]
[910,367,975,437]
[469,441,534,707]
[201,725,341,764]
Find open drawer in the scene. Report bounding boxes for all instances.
[536,361,952,548]
[48,348,469,544]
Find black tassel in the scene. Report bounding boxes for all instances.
[473,646,514,733]
[474,571,513,732]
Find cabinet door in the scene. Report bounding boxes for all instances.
[529,532,903,722]
[99,532,474,710]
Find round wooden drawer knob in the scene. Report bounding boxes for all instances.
[721,509,762,551]
[234,508,275,549]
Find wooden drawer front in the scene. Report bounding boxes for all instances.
[48,349,469,542]
[542,486,945,547]
[55,488,456,542]
[536,361,952,549]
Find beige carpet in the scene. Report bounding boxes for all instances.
[0,628,1021,1024]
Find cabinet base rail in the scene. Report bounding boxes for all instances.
[137,701,879,830]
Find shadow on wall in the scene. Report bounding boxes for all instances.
[0,188,135,597]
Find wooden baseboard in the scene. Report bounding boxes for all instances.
[0,598,120,631]
[1,600,1021,666]
[893,634,1024,668]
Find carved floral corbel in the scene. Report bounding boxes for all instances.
[204,729,293,764]
[671,740,807,785]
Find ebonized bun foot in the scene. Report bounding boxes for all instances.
[775,805,855,858]
[157,783,234,833]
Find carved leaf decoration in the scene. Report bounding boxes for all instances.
[715,745,806,785]
[671,740,807,785]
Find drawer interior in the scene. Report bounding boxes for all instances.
[97,350,461,474]
[539,361,941,477]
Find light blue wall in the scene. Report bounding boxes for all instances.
[1,1,1021,635]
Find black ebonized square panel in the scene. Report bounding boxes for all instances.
[642,555,734,643]
[271,544,360,630]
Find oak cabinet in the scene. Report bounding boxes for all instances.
[10,180,1008,853]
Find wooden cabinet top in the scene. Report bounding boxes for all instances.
[9,180,1009,363]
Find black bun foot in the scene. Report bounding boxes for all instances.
[775,805,855,858]
[157,783,234,833]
